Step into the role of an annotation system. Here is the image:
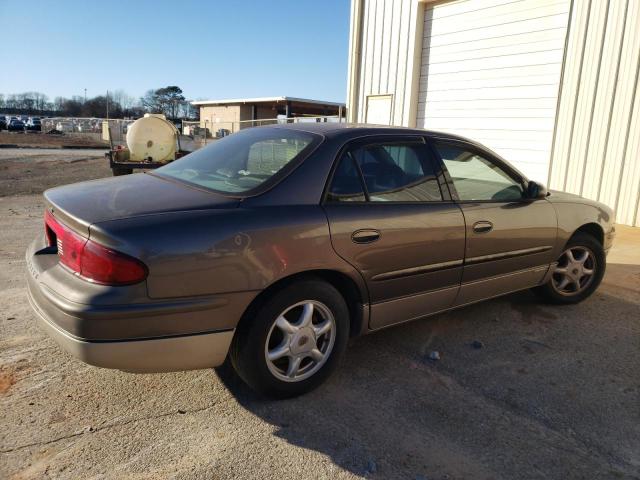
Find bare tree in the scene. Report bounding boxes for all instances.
[2,87,189,118]
[141,86,186,119]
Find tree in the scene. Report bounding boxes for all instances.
[111,89,137,116]
[60,97,83,116]
[31,92,49,111]
[2,87,194,118]
[141,86,186,119]
[2,92,50,113]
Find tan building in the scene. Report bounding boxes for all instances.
[192,96,345,134]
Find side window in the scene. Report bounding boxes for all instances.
[353,143,443,202]
[247,138,307,176]
[434,142,524,202]
[326,153,366,202]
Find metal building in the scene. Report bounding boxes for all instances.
[347,0,640,226]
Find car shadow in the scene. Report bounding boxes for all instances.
[215,266,640,479]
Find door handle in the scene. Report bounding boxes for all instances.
[473,221,493,234]
[351,229,380,244]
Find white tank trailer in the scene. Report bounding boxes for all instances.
[106,114,183,176]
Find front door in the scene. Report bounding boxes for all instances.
[430,140,558,306]
[323,136,466,329]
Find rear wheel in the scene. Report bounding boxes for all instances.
[533,232,605,304]
[230,280,349,398]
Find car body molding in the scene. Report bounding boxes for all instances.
[371,259,464,282]
[465,245,554,265]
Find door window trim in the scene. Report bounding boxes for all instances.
[322,135,451,205]
[427,138,528,204]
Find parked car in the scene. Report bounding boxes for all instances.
[25,117,42,131]
[0,117,6,130]
[7,119,25,131]
[26,124,615,398]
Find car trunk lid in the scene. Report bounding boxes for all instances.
[44,172,239,235]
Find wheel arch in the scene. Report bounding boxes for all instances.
[550,199,614,254]
[236,270,368,339]
[572,222,604,245]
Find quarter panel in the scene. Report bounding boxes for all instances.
[90,206,366,300]
[26,238,253,340]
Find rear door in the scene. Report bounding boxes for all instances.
[430,139,557,305]
[323,136,466,330]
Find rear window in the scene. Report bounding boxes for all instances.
[155,127,320,195]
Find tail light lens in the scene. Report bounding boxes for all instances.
[45,210,147,286]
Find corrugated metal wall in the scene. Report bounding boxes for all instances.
[416,0,571,182]
[348,0,640,225]
[549,0,640,226]
[352,0,423,126]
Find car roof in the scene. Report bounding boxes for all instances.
[263,122,528,181]
[266,122,478,144]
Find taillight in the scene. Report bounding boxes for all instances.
[44,210,147,286]
[80,240,148,285]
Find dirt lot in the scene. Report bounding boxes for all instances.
[0,131,108,149]
[0,149,639,479]
[0,149,110,196]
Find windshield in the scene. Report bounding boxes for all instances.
[155,127,320,195]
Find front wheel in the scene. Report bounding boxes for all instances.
[230,280,350,398]
[533,232,605,304]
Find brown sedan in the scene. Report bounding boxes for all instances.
[26,124,615,397]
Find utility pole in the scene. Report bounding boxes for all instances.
[84,88,87,104]
[106,90,109,120]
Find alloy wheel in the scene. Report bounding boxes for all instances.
[552,246,596,296]
[264,300,336,382]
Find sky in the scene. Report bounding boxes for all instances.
[0,0,351,103]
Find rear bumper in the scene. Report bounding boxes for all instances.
[28,285,233,372]
[25,237,244,373]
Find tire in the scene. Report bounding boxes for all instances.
[230,279,350,398]
[112,167,133,176]
[533,232,606,304]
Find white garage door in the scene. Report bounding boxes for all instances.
[416,0,570,182]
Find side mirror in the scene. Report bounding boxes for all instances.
[526,180,548,199]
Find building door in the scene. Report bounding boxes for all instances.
[365,94,393,125]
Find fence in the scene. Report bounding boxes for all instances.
[37,115,344,150]
[182,115,345,141]
[40,117,136,144]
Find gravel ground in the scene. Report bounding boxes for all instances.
[0,150,639,479]
[0,149,110,196]
[0,131,108,148]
